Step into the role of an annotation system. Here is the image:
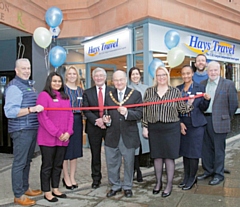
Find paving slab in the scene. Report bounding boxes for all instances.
[1,134,240,207]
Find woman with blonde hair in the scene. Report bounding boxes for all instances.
[62,66,84,189]
[142,66,194,197]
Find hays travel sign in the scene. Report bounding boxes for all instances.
[84,28,132,63]
[149,24,240,63]
[185,35,237,61]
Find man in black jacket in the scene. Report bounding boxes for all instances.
[103,70,142,198]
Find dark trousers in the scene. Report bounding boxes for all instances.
[202,116,227,179]
[40,146,66,192]
[88,130,105,182]
[11,129,37,198]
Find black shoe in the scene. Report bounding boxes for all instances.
[44,196,58,202]
[197,173,212,180]
[224,169,231,174]
[152,184,162,195]
[124,189,133,198]
[72,184,78,188]
[92,181,101,189]
[152,189,161,195]
[62,178,74,190]
[106,188,122,197]
[208,177,224,185]
[161,190,171,198]
[52,192,67,198]
[182,178,197,190]
[178,182,185,188]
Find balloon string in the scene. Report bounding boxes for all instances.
[44,48,49,73]
[44,94,203,111]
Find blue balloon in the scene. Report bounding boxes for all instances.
[45,7,63,28]
[148,58,165,78]
[49,46,67,68]
[164,30,180,50]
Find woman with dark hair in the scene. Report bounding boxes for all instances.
[128,66,149,182]
[37,72,74,202]
[62,66,84,190]
[177,65,210,190]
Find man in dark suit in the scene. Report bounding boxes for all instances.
[83,67,112,189]
[197,61,238,185]
[103,70,142,198]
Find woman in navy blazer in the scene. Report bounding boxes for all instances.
[177,65,210,190]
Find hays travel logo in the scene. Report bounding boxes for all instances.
[87,39,119,57]
[185,35,235,55]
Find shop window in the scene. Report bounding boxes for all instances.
[134,27,143,51]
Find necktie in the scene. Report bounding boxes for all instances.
[98,87,103,117]
[119,91,123,102]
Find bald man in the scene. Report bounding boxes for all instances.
[103,70,143,198]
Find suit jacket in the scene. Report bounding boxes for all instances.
[83,85,113,136]
[104,87,143,149]
[177,82,210,127]
[201,77,238,133]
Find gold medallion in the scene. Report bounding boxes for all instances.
[109,89,134,106]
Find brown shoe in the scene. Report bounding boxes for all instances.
[14,195,36,206]
[25,188,42,196]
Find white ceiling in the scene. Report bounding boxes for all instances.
[0,23,85,54]
[0,24,31,40]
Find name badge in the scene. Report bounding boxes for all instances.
[196,92,203,95]
[77,97,82,100]
[53,99,59,102]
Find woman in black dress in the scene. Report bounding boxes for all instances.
[62,66,84,189]
[142,66,194,198]
[177,65,210,190]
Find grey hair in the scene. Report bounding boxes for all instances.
[92,67,107,78]
[207,61,220,70]
[15,58,30,68]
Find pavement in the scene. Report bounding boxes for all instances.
[1,135,240,207]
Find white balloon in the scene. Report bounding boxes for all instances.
[167,47,185,68]
[33,27,52,49]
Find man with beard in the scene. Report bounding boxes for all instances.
[193,54,208,83]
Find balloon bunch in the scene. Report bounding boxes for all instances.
[148,30,185,78]
[33,7,67,69]
[165,30,185,68]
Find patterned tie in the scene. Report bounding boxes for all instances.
[119,91,123,102]
[98,87,103,117]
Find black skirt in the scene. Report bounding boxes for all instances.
[64,114,83,160]
[148,121,180,159]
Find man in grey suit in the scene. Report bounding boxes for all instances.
[197,61,238,185]
[103,70,142,198]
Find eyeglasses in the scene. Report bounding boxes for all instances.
[156,74,167,78]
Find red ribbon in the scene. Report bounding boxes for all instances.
[44,94,204,111]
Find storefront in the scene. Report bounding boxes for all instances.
[79,21,240,93]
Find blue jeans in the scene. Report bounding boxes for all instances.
[10,129,37,198]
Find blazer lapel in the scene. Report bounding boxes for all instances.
[214,77,224,100]
[112,89,119,105]
[123,87,132,105]
[92,87,98,105]
[192,82,200,95]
